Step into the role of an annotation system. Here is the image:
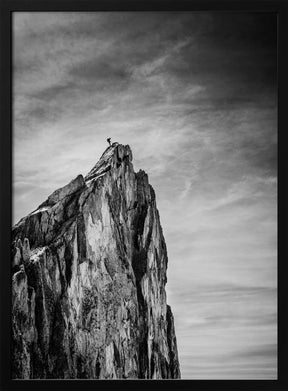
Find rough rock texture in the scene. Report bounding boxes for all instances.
[11,143,181,379]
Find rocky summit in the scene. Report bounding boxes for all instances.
[11,142,181,379]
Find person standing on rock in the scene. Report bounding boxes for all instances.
[107,138,111,146]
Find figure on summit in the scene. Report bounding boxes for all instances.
[107,138,111,146]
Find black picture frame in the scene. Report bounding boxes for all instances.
[1,1,287,390]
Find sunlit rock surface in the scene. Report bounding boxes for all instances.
[11,143,181,379]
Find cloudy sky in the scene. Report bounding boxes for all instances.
[13,12,277,379]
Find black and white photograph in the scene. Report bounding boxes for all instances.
[11,11,277,380]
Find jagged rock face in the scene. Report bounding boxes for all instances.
[11,143,181,379]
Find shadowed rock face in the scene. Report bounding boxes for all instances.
[11,143,181,379]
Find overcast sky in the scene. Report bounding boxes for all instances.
[13,12,277,379]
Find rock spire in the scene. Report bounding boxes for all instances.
[11,143,181,379]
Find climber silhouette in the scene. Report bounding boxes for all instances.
[107,138,111,146]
